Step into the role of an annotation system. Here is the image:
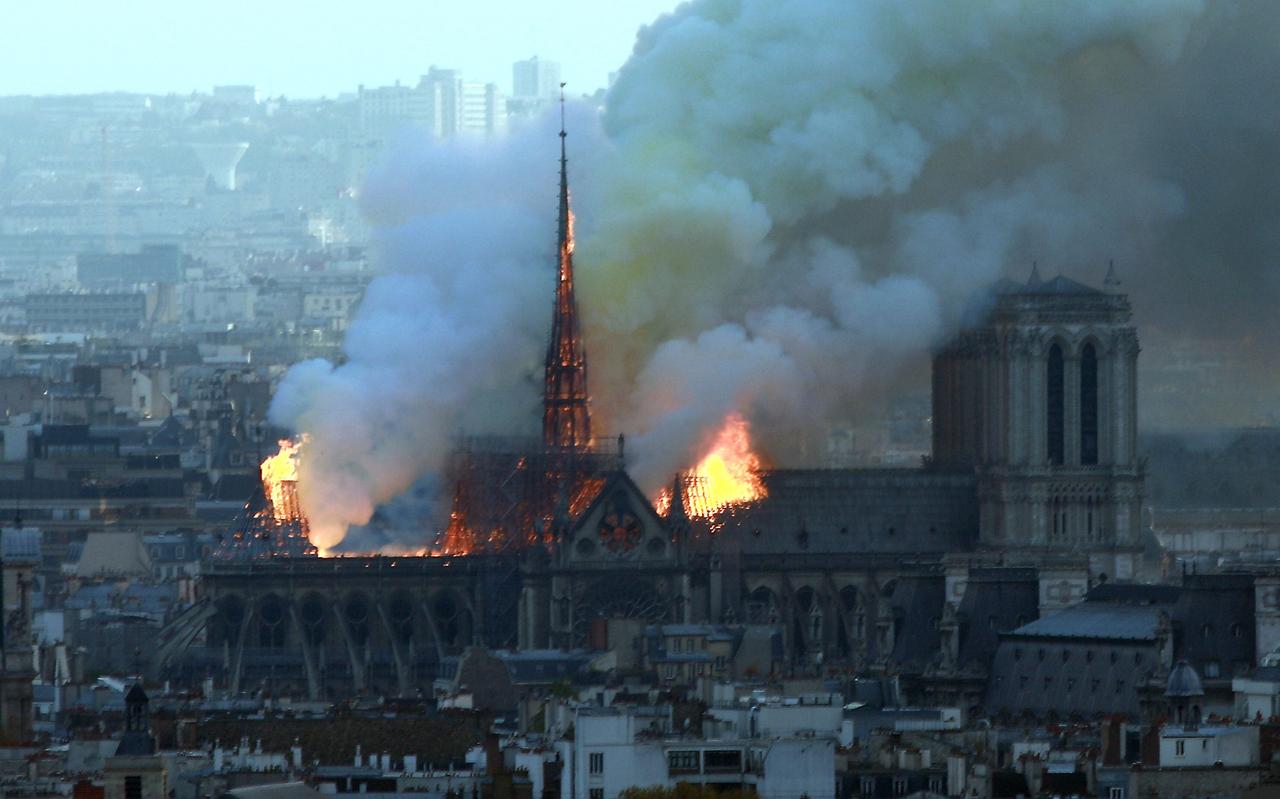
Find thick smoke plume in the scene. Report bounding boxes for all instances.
[272,0,1280,550]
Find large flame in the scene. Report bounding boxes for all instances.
[658,412,767,519]
[261,436,305,523]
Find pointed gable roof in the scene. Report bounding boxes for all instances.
[571,470,661,532]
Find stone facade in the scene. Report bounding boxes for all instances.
[933,275,1143,578]
[159,272,1153,706]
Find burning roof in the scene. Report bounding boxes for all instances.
[213,439,317,560]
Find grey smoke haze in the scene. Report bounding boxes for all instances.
[271,0,1280,550]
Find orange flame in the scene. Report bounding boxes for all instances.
[659,412,767,520]
[261,436,306,523]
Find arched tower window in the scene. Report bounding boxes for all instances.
[1047,343,1065,465]
[1080,343,1099,465]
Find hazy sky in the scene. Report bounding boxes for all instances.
[0,0,683,98]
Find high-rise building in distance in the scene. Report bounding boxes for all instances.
[513,56,562,100]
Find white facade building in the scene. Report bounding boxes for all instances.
[356,69,506,139]
[1159,725,1258,767]
[567,707,835,799]
[1234,670,1280,719]
[513,57,562,100]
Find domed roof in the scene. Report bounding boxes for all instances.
[1166,660,1205,698]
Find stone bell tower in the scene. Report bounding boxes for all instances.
[932,264,1144,580]
[104,683,166,799]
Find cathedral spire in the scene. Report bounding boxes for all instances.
[543,85,592,451]
[1028,260,1043,288]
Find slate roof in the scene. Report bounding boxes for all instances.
[76,532,153,578]
[1006,603,1163,641]
[1026,275,1104,295]
[990,273,1105,296]
[148,417,194,449]
[987,637,1159,717]
[1171,573,1255,680]
[714,469,978,556]
[986,575,1255,718]
[889,575,945,666]
[956,568,1040,667]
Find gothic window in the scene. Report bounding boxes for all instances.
[1081,343,1099,464]
[1047,343,1065,465]
[257,594,288,648]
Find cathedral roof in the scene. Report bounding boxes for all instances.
[1026,274,1105,295]
[991,272,1107,296]
[713,469,977,555]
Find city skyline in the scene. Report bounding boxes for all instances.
[0,0,681,98]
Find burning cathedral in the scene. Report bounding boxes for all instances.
[155,119,1146,708]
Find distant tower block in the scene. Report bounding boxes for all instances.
[190,142,250,191]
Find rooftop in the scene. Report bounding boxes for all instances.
[1006,602,1163,641]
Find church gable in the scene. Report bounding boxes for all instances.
[566,472,672,563]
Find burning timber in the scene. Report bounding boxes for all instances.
[154,118,1147,711]
[214,438,317,559]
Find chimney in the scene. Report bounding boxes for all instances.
[403,754,418,773]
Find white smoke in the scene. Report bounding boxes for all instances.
[586,0,1206,487]
[272,0,1280,548]
[269,120,581,550]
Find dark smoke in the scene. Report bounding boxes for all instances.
[272,0,1280,548]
